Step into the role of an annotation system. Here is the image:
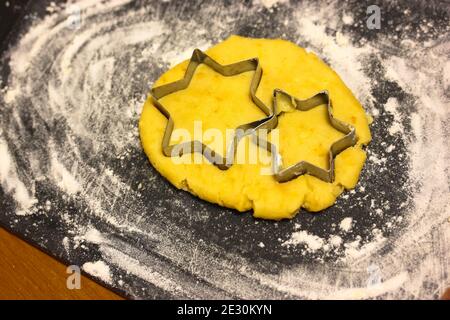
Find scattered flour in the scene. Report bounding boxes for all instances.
[255,0,289,9]
[342,13,354,25]
[339,217,353,232]
[329,235,343,247]
[82,260,112,284]
[0,137,38,215]
[0,0,448,299]
[384,97,404,135]
[282,230,325,252]
[49,150,81,195]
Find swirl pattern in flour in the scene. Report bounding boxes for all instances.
[0,0,449,299]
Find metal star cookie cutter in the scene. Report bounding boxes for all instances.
[257,89,357,183]
[150,49,276,169]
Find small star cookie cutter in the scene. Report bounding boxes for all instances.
[257,89,357,183]
[150,49,276,169]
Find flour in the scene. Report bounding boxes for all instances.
[329,235,343,247]
[0,136,38,215]
[0,0,448,299]
[339,217,353,232]
[384,98,404,135]
[49,143,81,195]
[82,260,112,284]
[99,245,185,295]
[294,7,374,110]
[255,0,288,9]
[282,230,325,252]
[342,12,354,25]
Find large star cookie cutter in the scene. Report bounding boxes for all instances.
[150,49,276,170]
[257,89,357,183]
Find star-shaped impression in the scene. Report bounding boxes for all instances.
[150,49,277,169]
[256,89,357,183]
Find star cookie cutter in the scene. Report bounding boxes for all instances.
[256,89,357,183]
[150,49,276,169]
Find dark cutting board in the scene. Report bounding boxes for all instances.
[0,0,448,299]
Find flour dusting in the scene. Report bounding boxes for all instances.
[0,136,38,215]
[82,260,112,284]
[0,0,449,299]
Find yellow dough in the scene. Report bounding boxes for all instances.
[139,36,371,220]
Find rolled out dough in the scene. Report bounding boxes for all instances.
[139,36,371,220]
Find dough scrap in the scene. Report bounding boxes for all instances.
[139,36,371,220]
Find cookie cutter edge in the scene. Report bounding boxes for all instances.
[256,89,358,183]
[150,49,276,170]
